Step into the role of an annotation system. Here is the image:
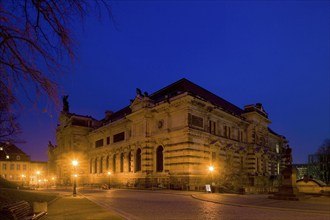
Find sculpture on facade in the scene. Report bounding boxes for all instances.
[62,95,69,112]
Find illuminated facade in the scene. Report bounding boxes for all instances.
[49,78,289,191]
[0,142,47,186]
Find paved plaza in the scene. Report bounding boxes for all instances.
[46,189,330,220]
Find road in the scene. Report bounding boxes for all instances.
[79,189,330,220]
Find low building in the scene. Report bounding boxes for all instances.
[0,142,47,187]
[49,78,290,191]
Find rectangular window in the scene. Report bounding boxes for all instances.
[16,164,20,170]
[23,164,26,170]
[2,164,6,170]
[188,114,204,128]
[113,132,125,143]
[224,126,231,138]
[211,152,216,162]
[209,120,216,134]
[106,137,110,145]
[95,139,104,148]
[10,164,14,170]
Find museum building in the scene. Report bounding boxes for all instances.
[48,78,289,191]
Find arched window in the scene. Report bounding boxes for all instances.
[94,158,98,174]
[128,152,132,172]
[113,154,116,173]
[120,153,124,172]
[90,159,93,174]
[106,155,110,170]
[100,157,103,173]
[156,146,164,172]
[135,148,141,172]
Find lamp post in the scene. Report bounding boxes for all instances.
[72,160,78,196]
[21,174,25,187]
[51,177,56,187]
[107,171,111,189]
[36,171,40,189]
[208,165,215,192]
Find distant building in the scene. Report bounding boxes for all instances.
[49,78,290,191]
[308,153,330,184]
[292,164,308,180]
[0,142,47,186]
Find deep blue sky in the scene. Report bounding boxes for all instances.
[18,1,329,163]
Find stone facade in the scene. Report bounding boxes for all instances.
[49,78,289,191]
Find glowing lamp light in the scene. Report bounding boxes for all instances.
[208,166,215,172]
[72,160,78,167]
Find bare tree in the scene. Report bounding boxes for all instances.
[0,0,112,140]
[0,105,21,143]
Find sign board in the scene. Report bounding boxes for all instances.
[205,184,212,193]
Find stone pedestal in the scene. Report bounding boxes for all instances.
[269,166,303,201]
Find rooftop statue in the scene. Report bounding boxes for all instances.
[62,95,69,112]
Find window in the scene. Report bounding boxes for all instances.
[240,156,244,169]
[211,152,216,162]
[156,146,164,172]
[106,137,110,145]
[209,120,216,134]
[276,144,279,153]
[100,157,103,173]
[120,153,124,172]
[23,164,26,170]
[135,149,141,172]
[239,131,244,141]
[16,155,20,160]
[2,164,6,170]
[113,132,125,143]
[16,164,20,170]
[94,158,98,173]
[90,159,93,174]
[128,152,132,172]
[106,156,110,170]
[10,164,14,170]
[113,154,116,173]
[224,125,231,138]
[188,114,204,128]
[95,139,104,148]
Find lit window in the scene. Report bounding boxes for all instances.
[6,155,9,159]
[276,144,279,153]
[0,147,3,150]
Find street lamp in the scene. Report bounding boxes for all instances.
[72,160,78,196]
[36,171,40,189]
[208,166,215,172]
[21,174,25,187]
[107,171,111,189]
[51,177,56,187]
[208,166,215,192]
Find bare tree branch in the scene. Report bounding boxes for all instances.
[0,0,113,141]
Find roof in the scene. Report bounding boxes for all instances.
[150,78,244,115]
[0,142,30,161]
[103,78,244,124]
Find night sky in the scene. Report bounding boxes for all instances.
[18,1,329,163]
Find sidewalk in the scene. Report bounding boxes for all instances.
[191,193,330,214]
[46,194,123,220]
